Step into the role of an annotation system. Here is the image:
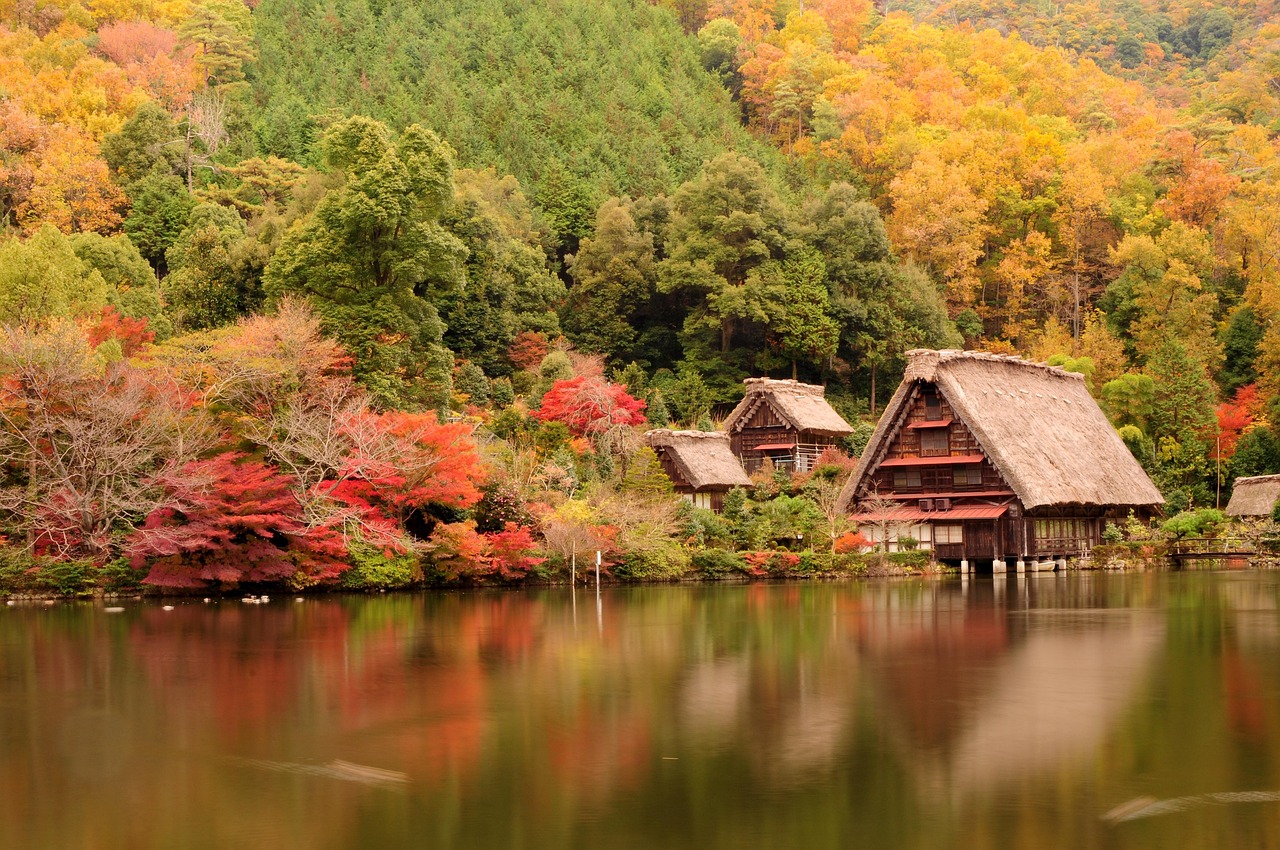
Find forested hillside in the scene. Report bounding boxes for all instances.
[1,0,1279,588]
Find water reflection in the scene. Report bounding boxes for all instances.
[0,572,1278,848]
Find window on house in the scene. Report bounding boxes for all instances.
[933,525,963,544]
[892,469,922,489]
[921,429,949,455]
[952,465,980,487]
[924,393,942,421]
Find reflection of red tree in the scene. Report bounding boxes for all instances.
[128,605,318,747]
[545,707,653,806]
[1223,647,1268,742]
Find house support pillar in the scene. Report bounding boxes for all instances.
[1015,559,1025,574]
[992,559,1006,574]
[959,559,969,574]
[1056,556,1068,571]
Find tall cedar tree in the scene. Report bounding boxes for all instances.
[264,117,466,409]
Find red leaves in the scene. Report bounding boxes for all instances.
[1215,383,1265,461]
[533,376,646,438]
[834,531,871,553]
[128,453,347,589]
[322,410,485,542]
[429,521,545,583]
[507,331,548,371]
[85,306,155,357]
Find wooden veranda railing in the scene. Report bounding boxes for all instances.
[741,444,830,475]
[1168,537,1259,562]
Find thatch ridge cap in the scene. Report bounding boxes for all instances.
[906,348,1085,383]
[1231,473,1280,486]
[645,428,731,442]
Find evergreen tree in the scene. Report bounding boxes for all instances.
[1148,338,1216,440]
[264,117,466,408]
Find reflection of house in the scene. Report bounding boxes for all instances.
[645,429,750,512]
[1225,474,1280,518]
[838,349,1163,568]
[723,378,855,474]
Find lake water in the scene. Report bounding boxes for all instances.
[1,570,1279,849]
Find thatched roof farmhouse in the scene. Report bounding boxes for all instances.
[1225,474,1280,517]
[645,429,750,512]
[838,349,1163,570]
[723,378,854,473]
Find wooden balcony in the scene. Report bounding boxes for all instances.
[740,443,833,475]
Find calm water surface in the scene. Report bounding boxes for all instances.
[2,570,1279,849]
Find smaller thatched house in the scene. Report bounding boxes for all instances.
[646,429,751,512]
[1225,474,1280,518]
[838,349,1164,569]
[723,378,854,474]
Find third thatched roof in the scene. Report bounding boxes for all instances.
[1225,474,1280,516]
[723,378,854,437]
[840,350,1164,512]
[645,429,751,490]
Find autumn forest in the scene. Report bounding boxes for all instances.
[1,0,1279,590]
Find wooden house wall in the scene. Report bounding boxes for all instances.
[731,400,796,455]
[870,385,1012,497]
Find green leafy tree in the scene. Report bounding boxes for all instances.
[659,153,788,364]
[763,247,839,377]
[180,0,256,85]
[164,204,262,331]
[1147,338,1216,440]
[101,103,183,186]
[264,117,466,408]
[0,227,108,326]
[698,18,743,91]
[123,174,196,273]
[439,169,564,376]
[564,198,661,367]
[70,233,171,338]
[536,160,597,258]
[1229,426,1280,480]
[1219,304,1262,395]
[1101,373,1155,430]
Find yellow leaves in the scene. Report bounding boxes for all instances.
[86,0,192,26]
[887,147,988,309]
[20,129,126,235]
[774,10,832,51]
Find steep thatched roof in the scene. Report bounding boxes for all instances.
[724,378,854,437]
[646,429,751,490]
[839,350,1164,512]
[1225,474,1280,516]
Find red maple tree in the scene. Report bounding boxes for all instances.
[322,410,486,543]
[128,453,348,588]
[429,521,545,582]
[1215,383,1266,461]
[532,376,646,438]
[85,306,155,357]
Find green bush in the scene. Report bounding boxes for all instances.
[691,548,744,576]
[98,557,145,593]
[1102,522,1124,544]
[887,551,930,569]
[614,543,691,580]
[341,543,423,590]
[0,550,99,596]
[680,504,734,548]
[1161,508,1227,539]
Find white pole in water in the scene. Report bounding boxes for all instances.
[595,551,603,636]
